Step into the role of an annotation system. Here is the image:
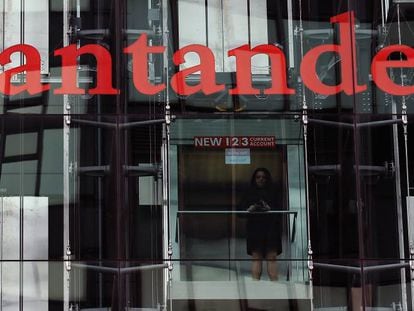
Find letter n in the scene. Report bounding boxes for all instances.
[54,44,119,95]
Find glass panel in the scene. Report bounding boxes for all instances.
[67,114,163,310]
[353,115,402,260]
[68,115,119,261]
[0,115,63,308]
[69,261,164,310]
[0,261,51,310]
[313,259,362,310]
[170,116,308,288]
[307,115,360,259]
[170,260,311,309]
[363,259,407,310]
[0,116,63,279]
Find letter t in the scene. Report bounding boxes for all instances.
[124,34,166,95]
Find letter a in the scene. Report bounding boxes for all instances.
[171,45,224,96]
[0,44,49,96]
[228,44,294,95]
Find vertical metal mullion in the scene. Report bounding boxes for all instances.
[392,99,408,311]
[97,97,104,307]
[124,126,130,307]
[161,1,171,309]
[19,2,24,310]
[287,0,295,69]
[302,113,314,311]
[94,0,104,307]
[113,0,126,309]
[246,0,251,46]
[161,125,169,311]
[63,0,72,310]
[220,0,225,72]
[384,0,390,20]
[20,0,24,71]
[404,109,413,310]
[204,0,209,47]
[346,8,367,310]
[115,122,122,311]
[395,6,409,311]
[0,197,3,309]
[298,0,314,308]
[353,120,367,311]
[380,0,385,29]
[404,117,413,311]
[1,0,4,58]
[391,3,410,310]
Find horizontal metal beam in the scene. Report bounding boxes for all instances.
[71,118,165,129]
[71,119,116,129]
[77,29,110,40]
[120,264,168,273]
[120,119,166,129]
[307,119,353,128]
[77,165,110,176]
[356,119,402,128]
[71,264,118,273]
[177,210,298,215]
[72,263,168,274]
[124,29,157,37]
[363,263,410,273]
[309,164,341,175]
[308,118,403,129]
[123,165,160,177]
[76,28,158,39]
[40,76,93,84]
[9,75,93,84]
[314,262,410,274]
[313,263,361,273]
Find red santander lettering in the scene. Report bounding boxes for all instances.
[124,33,166,95]
[171,44,225,96]
[228,44,294,95]
[371,45,414,96]
[0,11,411,98]
[55,44,119,95]
[0,44,50,95]
[300,11,366,96]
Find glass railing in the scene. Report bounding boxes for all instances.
[1,259,405,310]
[173,210,307,283]
[313,259,409,311]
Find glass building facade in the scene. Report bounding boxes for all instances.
[0,0,414,310]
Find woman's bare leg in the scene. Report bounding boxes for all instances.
[251,252,263,280]
[266,251,278,281]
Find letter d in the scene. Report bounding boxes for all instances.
[300,11,366,96]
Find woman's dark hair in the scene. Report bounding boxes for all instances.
[250,167,273,188]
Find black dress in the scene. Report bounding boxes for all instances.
[239,187,283,256]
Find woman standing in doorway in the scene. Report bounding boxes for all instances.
[240,168,282,281]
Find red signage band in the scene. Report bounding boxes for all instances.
[0,11,409,97]
[194,136,276,148]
